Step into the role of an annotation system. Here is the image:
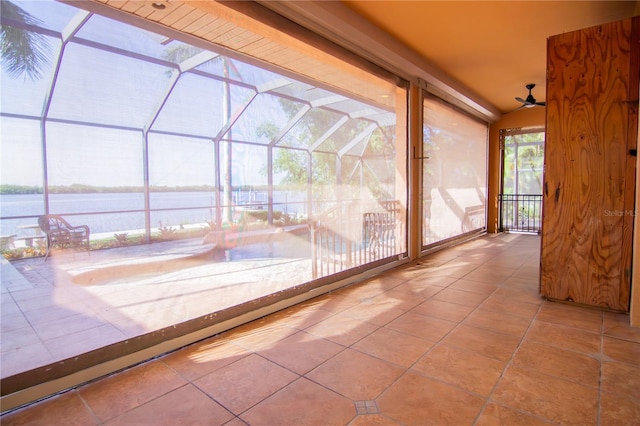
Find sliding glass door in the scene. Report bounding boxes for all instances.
[422,94,488,248]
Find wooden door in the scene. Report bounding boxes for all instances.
[540,17,639,311]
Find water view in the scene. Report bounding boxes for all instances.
[0,190,308,239]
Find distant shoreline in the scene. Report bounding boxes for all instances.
[0,184,278,195]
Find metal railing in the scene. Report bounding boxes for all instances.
[499,194,542,233]
[310,200,402,279]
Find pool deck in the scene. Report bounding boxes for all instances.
[1,229,313,379]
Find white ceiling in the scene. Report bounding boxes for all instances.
[342,1,640,114]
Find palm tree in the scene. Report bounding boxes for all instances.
[0,1,50,80]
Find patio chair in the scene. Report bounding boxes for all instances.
[38,214,90,260]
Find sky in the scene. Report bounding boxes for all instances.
[1,0,392,190]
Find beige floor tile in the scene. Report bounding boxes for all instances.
[510,340,600,387]
[105,384,233,425]
[79,360,187,423]
[360,274,407,291]
[407,274,458,288]
[194,354,297,415]
[266,303,336,329]
[377,371,485,425]
[600,393,640,425]
[299,292,361,314]
[482,255,527,269]
[448,279,498,295]
[161,337,250,381]
[449,251,496,265]
[304,311,379,347]
[442,324,520,362]
[340,300,407,327]
[492,366,599,425]
[375,264,426,281]
[353,327,434,368]
[385,311,456,342]
[513,262,540,273]
[419,261,480,279]
[602,336,640,366]
[370,289,427,311]
[223,418,248,426]
[412,343,506,396]
[411,298,476,322]
[463,309,532,337]
[224,320,298,352]
[479,293,541,319]
[333,280,389,301]
[525,320,601,355]
[349,413,401,425]
[432,287,490,307]
[258,330,344,375]
[391,281,444,299]
[306,348,404,400]
[475,403,555,425]
[491,286,544,305]
[603,312,640,343]
[1,390,97,426]
[240,377,355,426]
[503,274,540,290]
[601,361,640,398]
[462,266,516,284]
[536,302,603,332]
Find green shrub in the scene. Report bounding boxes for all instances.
[243,210,284,223]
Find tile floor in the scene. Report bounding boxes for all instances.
[2,233,640,425]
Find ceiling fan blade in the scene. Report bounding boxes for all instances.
[516,84,545,108]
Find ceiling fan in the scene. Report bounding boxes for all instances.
[515,83,546,108]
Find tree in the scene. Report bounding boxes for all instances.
[258,97,393,206]
[0,1,51,80]
[502,132,544,194]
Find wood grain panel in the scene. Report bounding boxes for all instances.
[157,4,196,26]
[541,18,638,311]
[622,17,640,314]
[173,9,208,32]
[120,1,146,14]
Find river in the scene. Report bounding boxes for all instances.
[0,191,307,238]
